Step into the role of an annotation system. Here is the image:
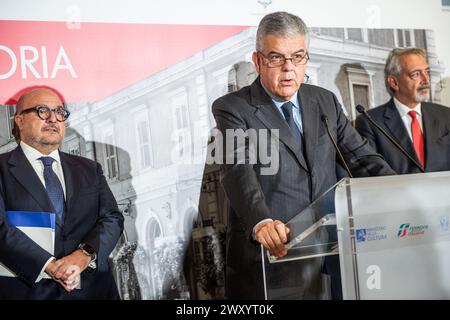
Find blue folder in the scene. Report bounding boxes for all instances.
[5,211,55,229]
[0,211,55,278]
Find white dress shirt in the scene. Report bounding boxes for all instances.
[20,142,66,198]
[393,97,424,141]
[261,83,304,134]
[20,141,66,282]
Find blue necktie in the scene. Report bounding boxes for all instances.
[39,157,65,226]
[281,101,303,150]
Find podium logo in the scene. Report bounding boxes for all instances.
[397,223,428,238]
[440,215,449,232]
[356,229,366,242]
[397,223,410,237]
[355,226,387,243]
[366,265,381,290]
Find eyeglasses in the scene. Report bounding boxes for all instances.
[19,104,70,122]
[257,51,309,67]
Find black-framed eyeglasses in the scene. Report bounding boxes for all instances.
[257,51,309,67]
[19,104,70,122]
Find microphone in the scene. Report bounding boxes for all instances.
[321,114,353,178]
[355,104,424,173]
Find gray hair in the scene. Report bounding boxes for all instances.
[256,11,309,51]
[384,47,427,96]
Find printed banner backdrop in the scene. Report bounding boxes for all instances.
[1,0,450,300]
[0,20,247,103]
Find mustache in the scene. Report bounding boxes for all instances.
[418,85,430,91]
[42,124,60,133]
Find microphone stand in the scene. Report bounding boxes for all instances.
[321,114,354,178]
[356,104,424,173]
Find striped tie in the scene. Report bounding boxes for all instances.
[281,101,303,150]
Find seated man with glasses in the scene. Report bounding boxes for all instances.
[0,87,124,299]
[212,11,394,299]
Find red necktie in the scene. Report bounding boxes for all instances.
[408,110,425,167]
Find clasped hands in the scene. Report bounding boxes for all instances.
[44,249,91,292]
[253,220,290,257]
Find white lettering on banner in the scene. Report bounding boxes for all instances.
[51,46,77,78]
[366,265,381,290]
[42,46,48,78]
[20,46,41,78]
[0,45,77,79]
[0,45,17,79]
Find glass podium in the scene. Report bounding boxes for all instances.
[261,181,340,300]
[262,171,450,299]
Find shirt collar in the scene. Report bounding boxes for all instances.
[20,141,61,164]
[393,97,422,118]
[261,83,300,110]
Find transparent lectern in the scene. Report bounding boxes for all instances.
[262,171,450,299]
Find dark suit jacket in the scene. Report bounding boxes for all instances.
[212,78,394,299]
[0,146,124,299]
[355,99,450,174]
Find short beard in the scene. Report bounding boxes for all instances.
[41,140,61,146]
[415,88,430,103]
[29,136,62,152]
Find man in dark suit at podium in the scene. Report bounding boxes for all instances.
[0,87,124,299]
[212,11,394,299]
[355,48,450,174]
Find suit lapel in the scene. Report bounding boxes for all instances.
[8,147,53,213]
[251,79,309,171]
[383,100,420,163]
[60,152,80,217]
[299,86,319,171]
[422,103,449,171]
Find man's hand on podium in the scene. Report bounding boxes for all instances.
[254,220,290,257]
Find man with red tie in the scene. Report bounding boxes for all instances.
[356,48,450,174]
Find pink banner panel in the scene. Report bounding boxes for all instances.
[0,20,247,104]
